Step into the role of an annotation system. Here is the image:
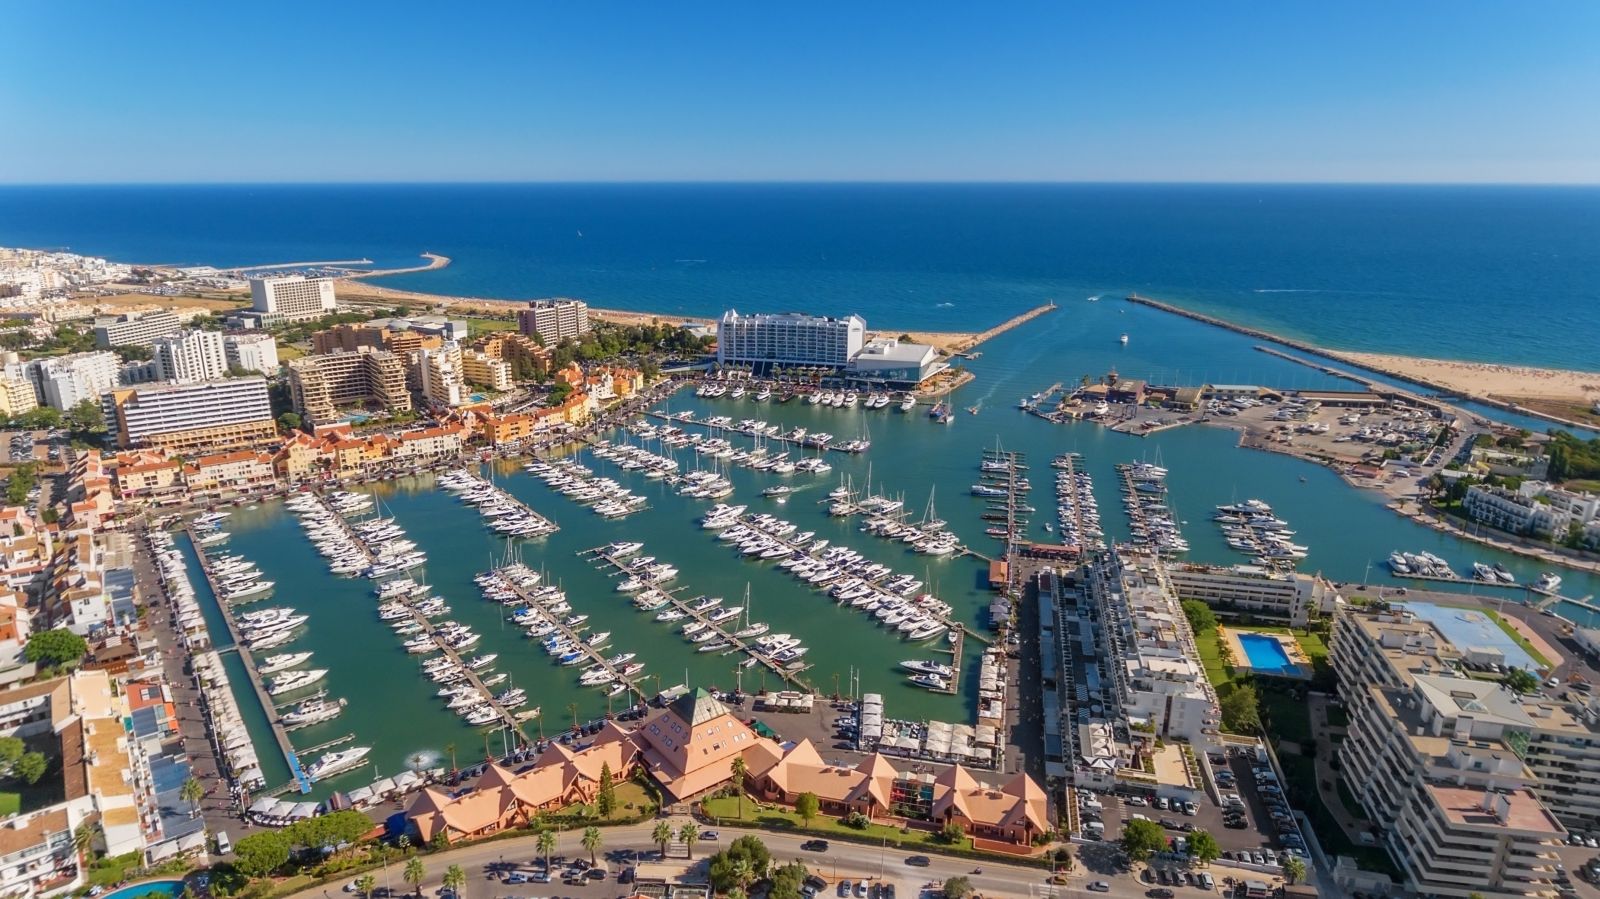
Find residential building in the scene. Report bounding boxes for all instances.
[0,377,37,417]
[474,392,589,446]
[310,320,445,357]
[460,349,512,391]
[1165,562,1335,628]
[285,348,411,425]
[105,378,276,452]
[222,332,279,375]
[414,343,464,407]
[716,310,866,370]
[471,332,550,379]
[845,336,945,386]
[516,299,590,343]
[392,425,468,465]
[108,452,184,502]
[1464,481,1600,543]
[92,310,182,348]
[151,329,227,383]
[249,275,337,322]
[25,352,120,410]
[183,451,277,495]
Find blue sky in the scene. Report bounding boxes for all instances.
[3,2,1596,183]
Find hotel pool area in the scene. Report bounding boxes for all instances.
[102,880,185,899]
[1228,629,1307,678]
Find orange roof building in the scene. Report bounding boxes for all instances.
[632,689,782,801]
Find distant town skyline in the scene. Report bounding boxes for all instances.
[2,1,1598,184]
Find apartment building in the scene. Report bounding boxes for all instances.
[516,298,590,343]
[471,332,550,379]
[0,377,37,417]
[24,352,120,410]
[1165,562,1335,628]
[222,332,279,375]
[461,348,513,391]
[285,348,411,424]
[310,320,444,357]
[1091,552,1221,747]
[1464,481,1600,543]
[414,343,464,407]
[249,275,337,322]
[183,451,277,495]
[105,378,276,452]
[716,309,866,370]
[92,310,181,348]
[151,329,227,383]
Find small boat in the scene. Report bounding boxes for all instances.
[1119,334,1129,345]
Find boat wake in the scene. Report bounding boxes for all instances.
[1252,289,1323,294]
[406,749,444,771]
[935,301,955,308]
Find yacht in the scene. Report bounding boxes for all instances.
[1119,334,1129,345]
[280,697,346,730]
[909,673,949,691]
[306,746,372,782]
[898,394,917,412]
[1535,572,1563,594]
[900,659,953,678]
[258,652,313,676]
[268,668,328,696]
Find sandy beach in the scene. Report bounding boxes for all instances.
[1331,350,1600,406]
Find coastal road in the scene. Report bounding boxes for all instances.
[283,821,1138,899]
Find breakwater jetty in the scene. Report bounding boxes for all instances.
[1125,294,1587,429]
[348,252,452,279]
[954,300,1058,355]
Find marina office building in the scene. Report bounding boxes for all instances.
[105,378,276,452]
[285,347,412,425]
[1331,606,1600,897]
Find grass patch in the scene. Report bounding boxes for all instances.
[276,342,305,361]
[89,852,145,888]
[466,318,518,337]
[1276,754,1399,879]
[701,796,971,852]
[1194,629,1236,692]
[559,781,654,822]
[1260,687,1313,746]
[0,792,17,816]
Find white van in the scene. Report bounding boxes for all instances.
[214,831,232,855]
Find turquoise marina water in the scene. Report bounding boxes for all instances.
[195,304,1600,799]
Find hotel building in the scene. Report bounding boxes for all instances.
[92,310,182,349]
[1332,606,1600,896]
[25,352,120,410]
[222,332,279,375]
[414,343,464,407]
[716,309,866,370]
[516,299,590,343]
[151,330,227,384]
[285,348,411,424]
[249,275,337,322]
[460,349,513,391]
[105,378,276,452]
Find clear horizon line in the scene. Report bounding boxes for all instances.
[2,178,1599,189]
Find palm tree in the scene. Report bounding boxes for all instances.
[651,821,674,859]
[730,755,748,818]
[537,829,556,872]
[444,742,457,776]
[403,857,425,898]
[355,874,376,899]
[180,776,204,819]
[580,826,602,867]
[679,822,700,859]
[72,820,101,861]
[442,864,466,896]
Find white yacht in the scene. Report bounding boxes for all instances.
[306,746,371,782]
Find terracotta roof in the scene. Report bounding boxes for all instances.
[0,808,69,856]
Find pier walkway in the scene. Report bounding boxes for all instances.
[495,566,650,705]
[582,546,813,687]
[313,491,531,743]
[952,300,1058,356]
[183,524,308,793]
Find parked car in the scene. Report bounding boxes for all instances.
[1088,882,1112,892]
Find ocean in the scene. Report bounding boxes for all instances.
[2,183,1597,370]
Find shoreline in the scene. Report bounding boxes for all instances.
[1125,294,1599,431]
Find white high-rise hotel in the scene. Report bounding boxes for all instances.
[250,275,337,322]
[716,310,866,369]
[152,330,228,384]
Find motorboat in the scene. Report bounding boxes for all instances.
[307,746,373,782]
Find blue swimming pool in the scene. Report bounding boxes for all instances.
[1237,633,1301,676]
[102,879,185,899]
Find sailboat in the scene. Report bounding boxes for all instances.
[733,584,769,639]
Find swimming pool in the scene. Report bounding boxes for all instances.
[102,880,185,899]
[1237,632,1301,677]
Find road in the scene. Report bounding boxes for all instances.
[281,821,1147,899]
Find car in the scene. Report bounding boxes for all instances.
[344,883,359,893]
[1225,819,1249,829]
[854,883,867,898]
[1142,869,1156,883]
[1182,801,1198,816]
[1154,797,1169,810]
[562,877,585,886]
[1088,882,1112,892]
[1125,796,1147,807]
[839,880,852,897]
[1161,818,1182,830]
[584,869,606,880]
[701,830,720,841]
[1199,872,1215,891]
[504,874,526,885]
[802,839,831,852]
[1147,890,1174,899]
[884,886,895,899]
[529,872,550,883]
[905,855,931,867]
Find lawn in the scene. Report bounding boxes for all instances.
[1194,629,1236,692]
[466,318,518,337]
[1259,687,1313,746]
[276,342,305,361]
[0,792,17,816]
[701,796,973,853]
[560,781,654,822]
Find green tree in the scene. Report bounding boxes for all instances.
[24,628,88,669]
[113,344,153,362]
[403,857,425,898]
[72,820,101,860]
[1220,683,1262,733]
[730,755,748,818]
[942,875,975,899]
[794,791,820,826]
[580,826,602,866]
[651,821,674,858]
[1181,600,1218,634]
[1504,668,1540,694]
[679,822,700,859]
[1283,856,1307,885]
[548,381,574,405]
[180,776,204,818]
[231,831,290,878]
[770,862,809,899]
[1188,828,1220,865]
[12,752,45,785]
[355,874,376,898]
[277,411,302,433]
[939,820,966,844]
[537,829,556,870]
[596,762,616,818]
[65,399,105,435]
[1121,817,1167,861]
[441,864,466,896]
